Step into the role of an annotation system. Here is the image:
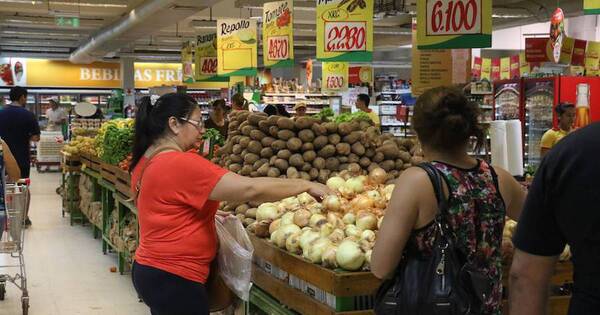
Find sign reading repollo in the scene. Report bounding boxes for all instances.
[217,18,258,76]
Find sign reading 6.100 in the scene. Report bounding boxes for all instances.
[418,0,491,49]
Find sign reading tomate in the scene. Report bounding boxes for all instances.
[322,62,349,92]
[417,0,491,49]
[316,0,373,62]
[263,0,294,67]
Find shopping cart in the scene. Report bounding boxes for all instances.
[0,182,30,314]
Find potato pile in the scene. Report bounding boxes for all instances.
[213,111,424,184]
[501,219,571,265]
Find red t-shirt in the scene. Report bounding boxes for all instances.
[131,151,228,284]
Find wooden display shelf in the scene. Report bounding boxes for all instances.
[100,162,120,185]
[115,168,132,198]
[80,152,101,171]
[250,234,381,298]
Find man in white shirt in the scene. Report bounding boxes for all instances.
[46,99,66,131]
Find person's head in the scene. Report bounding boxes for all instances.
[130,93,202,172]
[294,103,307,117]
[355,94,370,111]
[412,86,485,155]
[49,99,59,110]
[555,103,576,131]
[264,104,278,116]
[231,93,248,111]
[9,86,27,106]
[276,104,291,117]
[212,99,227,117]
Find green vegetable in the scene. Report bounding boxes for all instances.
[333,111,372,123]
[202,128,225,146]
[312,107,335,121]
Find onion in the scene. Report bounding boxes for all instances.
[257,203,279,221]
[356,212,377,231]
[339,170,351,180]
[326,212,344,229]
[300,230,320,252]
[293,209,311,228]
[305,237,332,263]
[269,219,282,235]
[361,229,376,242]
[323,195,341,212]
[336,240,365,271]
[246,222,257,234]
[326,176,346,191]
[320,222,335,238]
[309,214,327,228]
[344,224,362,238]
[359,239,374,252]
[365,249,372,269]
[270,228,280,243]
[322,245,338,268]
[308,203,323,214]
[274,224,301,248]
[254,220,271,238]
[369,168,388,185]
[297,192,316,206]
[353,195,374,210]
[328,228,345,243]
[377,216,383,230]
[281,212,295,226]
[382,184,395,201]
[342,213,356,225]
[347,163,362,176]
[338,185,355,199]
[345,177,365,194]
[282,196,300,210]
[286,231,302,254]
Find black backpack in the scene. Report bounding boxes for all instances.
[374,163,492,315]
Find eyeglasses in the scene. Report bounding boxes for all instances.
[179,117,204,131]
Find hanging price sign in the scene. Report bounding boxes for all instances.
[217,19,258,76]
[181,41,194,84]
[417,0,491,49]
[322,62,348,92]
[263,0,294,67]
[317,0,373,62]
[199,57,218,75]
[195,33,228,82]
[584,0,600,15]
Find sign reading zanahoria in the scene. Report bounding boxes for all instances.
[217,18,258,76]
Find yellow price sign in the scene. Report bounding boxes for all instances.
[217,19,258,76]
[584,0,600,15]
[322,62,349,92]
[263,0,294,67]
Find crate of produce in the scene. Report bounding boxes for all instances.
[80,152,102,172]
[100,162,120,186]
[114,168,132,198]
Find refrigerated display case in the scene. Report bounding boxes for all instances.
[523,77,557,170]
[493,80,521,120]
[555,76,600,129]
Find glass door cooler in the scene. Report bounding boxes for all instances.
[523,77,557,170]
[493,80,521,120]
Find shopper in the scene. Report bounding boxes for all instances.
[0,86,40,227]
[45,99,67,130]
[540,103,575,157]
[231,93,249,111]
[355,93,380,127]
[510,122,600,315]
[203,99,229,138]
[276,104,291,117]
[371,86,525,314]
[129,93,333,315]
[263,104,278,116]
[293,102,308,117]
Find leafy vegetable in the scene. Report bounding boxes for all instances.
[202,128,225,146]
[334,111,371,123]
[97,119,134,165]
[312,107,335,121]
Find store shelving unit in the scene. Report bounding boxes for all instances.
[376,88,413,138]
[261,92,340,115]
[187,89,224,118]
[467,93,494,162]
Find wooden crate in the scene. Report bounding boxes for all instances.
[100,162,119,185]
[115,168,132,198]
[80,153,102,171]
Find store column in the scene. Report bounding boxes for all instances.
[121,57,135,117]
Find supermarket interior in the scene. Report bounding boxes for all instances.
[0,0,600,314]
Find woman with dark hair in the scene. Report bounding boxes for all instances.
[371,86,526,314]
[275,104,291,117]
[263,104,278,116]
[540,103,575,158]
[129,93,332,315]
[231,93,248,111]
[204,99,229,138]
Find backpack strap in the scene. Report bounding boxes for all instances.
[133,145,180,206]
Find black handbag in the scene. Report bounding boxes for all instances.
[374,163,492,315]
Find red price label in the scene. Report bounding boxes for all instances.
[325,22,367,52]
[426,0,481,35]
[326,75,344,90]
[200,57,217,75]
[267,36,289,60]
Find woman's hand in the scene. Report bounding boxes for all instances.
[304,182,335,202]
[216,210,233,224]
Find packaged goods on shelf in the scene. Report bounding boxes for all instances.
[37,131,64,163]
[121,213,138,261]
[108,210,123,252]
[70,118,107,131]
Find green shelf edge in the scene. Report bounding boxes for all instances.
[249,286,298,315]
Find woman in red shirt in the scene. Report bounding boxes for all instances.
[129,93,331,315]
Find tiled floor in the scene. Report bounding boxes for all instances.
[0,170,148,315]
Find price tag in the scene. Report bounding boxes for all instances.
[199,57,218,75]
[322,61,348,92]
[426,0,481,36]
[325,22,367,52]
[267,36,290,60]
[326,75,345,90]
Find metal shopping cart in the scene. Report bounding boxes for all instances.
[0,182,30,314]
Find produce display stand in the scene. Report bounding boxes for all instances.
[81,167,103,239]
[60,151,85,225]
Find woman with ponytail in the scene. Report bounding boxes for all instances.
[130,93,332,315]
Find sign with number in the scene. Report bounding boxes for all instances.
[322,62,348,92]
[217,19,258,76]
[417,0,491,49]
[182,41,194,83]
[317,0,373,62]
[584,0,600,15]
[195,33,228,82]
[263,0,294,67]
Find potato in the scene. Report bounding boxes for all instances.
[231,135,241,144]
[260,147,274,159]
[323,122,337,134]
[328,134,341,145]
[271,140,287,151]
[395,159,404,171]
[229,120,240,131]
[365,147,375,158]
[309,168,319,180]
[378,144,401,160]
[313,135,328,150]
[339,163,349,172]
[235,204,250,215]
[380,160,396,172]
[287,137,303,152]
[241,125,254,136]
[411,156,424,165]
[274,159,289,171]
[298,129,315,143]
[277,149,292,160]
[258,120,271,133]
[269,126,280,137]
[313,157,326,169]
[247,141,263,154]
[302,142,314,152]
[286,167,299,179]
[248,113,267,125]
[390,170,400,179]
[250,171,259,177]
[373,152,385,163]
[348,153,359,163]
[336,143,351,155]
[244,153,260,165]
[349,121,361,133]
[299,171,311,181]
[240,165,253,176]
[241,149,248,156]
[318,145,336,158]
[239,120,249,130]
[399,151,412,163]
[257,163,270,176]
[359,157,371,168]
[301,163,312,172]
[295,117,316,130]
[302,150,317,162]
[348,163,361,175]
[402,163,412,170]
[351,142,366,156]
[277,117,295,130]
[289,154,304,168]
[250,130,266,141]
[232,144,243,155]
[261,136,276,148]
[268,167,281,177]
[239,136,251,148]
[229,163,242,172]
[318,169,331,184]
[278,129,295,141]
[267,115,280,126]
[269,155,278,165]
[253,159,268,170]
[230,155,243,163]
[359,120,373,130]
[338,156,349,163]
[337,122,353,136]
[311,123,328,136]
[343,131,363,144]
[245,208,257,219]
[325,157,340,171]
[368,163,381,172]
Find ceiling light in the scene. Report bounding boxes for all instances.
[0,0,126,7]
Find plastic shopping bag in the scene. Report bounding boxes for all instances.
[215,216,254,301]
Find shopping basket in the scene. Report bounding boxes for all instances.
[0,183,30,314]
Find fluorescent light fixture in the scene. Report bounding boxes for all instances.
[0,0,127,7]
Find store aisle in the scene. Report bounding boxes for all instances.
[1,171,148,315]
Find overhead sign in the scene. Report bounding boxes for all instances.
[549,8,565,63]
[348,65,373,85]
[525,37,551,62]
[316,0,374,62]
[417,0,492,49]
[411,21,452,96]
[263,0,294,67]
[182,41,194,84]
[217,18,258,76]
[55,16,80,28]
[584,0,600,15]
[585,41,600,76]
[322,62,349,92]
[195,33,227,82]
